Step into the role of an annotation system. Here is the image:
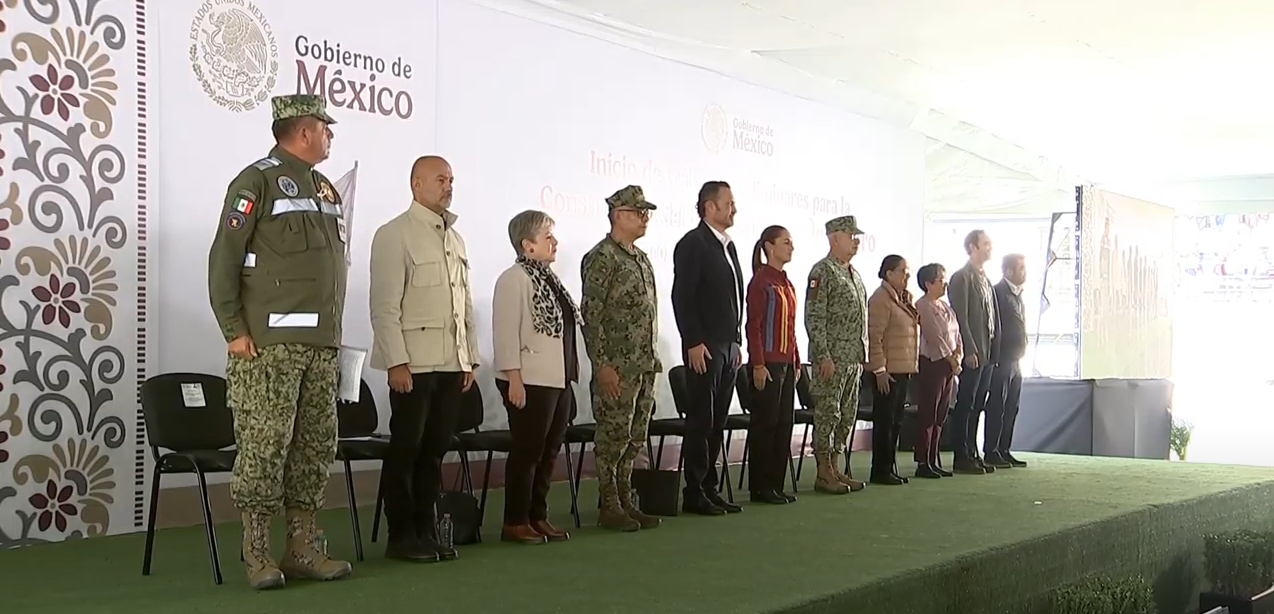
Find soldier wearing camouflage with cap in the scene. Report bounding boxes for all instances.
[803,215,870,495]
[580,185,663,532]
[206,94,352,589]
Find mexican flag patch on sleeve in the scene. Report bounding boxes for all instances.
[233,197,254,214]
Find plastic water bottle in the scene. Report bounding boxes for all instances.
[438,513,454,550]
[315,530,328,556]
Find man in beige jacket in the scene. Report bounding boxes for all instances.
[369,155,479,564]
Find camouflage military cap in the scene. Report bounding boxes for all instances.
[605,185,658,211]
[271,94,338,125]
[825,215,864,236]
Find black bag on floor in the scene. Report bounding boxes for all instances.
[436,491,481,545]
[631,468,681,517]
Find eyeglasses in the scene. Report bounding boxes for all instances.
[617,208,652,220]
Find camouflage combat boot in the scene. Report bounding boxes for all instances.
[617,478,660,530]
[279,509,353,581]
[830,450,871,494]
[597,480,640,532]
[813,452,849,494]
[241,511,285,590]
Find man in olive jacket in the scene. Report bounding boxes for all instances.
[206,94,351,589]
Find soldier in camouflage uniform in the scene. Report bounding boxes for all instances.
[580,185,663,532]
[803,215,870,495]
[206,94,352,589]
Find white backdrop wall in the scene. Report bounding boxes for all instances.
[436,0,924,426]
[0,0,924,545]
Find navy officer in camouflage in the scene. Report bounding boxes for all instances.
[206,94,352,589]
[803,215,870,495]
[579,185,663,532]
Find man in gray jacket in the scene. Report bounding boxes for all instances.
[947,230,999,475]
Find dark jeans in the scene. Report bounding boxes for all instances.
[915,358,954,465]
[496,379,572,525]
[951,360,994,461]
[384,371,464,541]
[745,362,795,494]
[870,372,911,476]
[682,341,740,502]
[984,360,1023,457]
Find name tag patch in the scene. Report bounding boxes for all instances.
[337,218,348,243]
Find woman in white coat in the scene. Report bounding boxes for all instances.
[492,210,580,545]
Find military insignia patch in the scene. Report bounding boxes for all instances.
[277,175,300,197]
[807,277,820,298]
[317,181,336,203]
[226,211,246,230]
[233,196,254,214]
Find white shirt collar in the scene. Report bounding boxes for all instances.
[707,223,731,247]
[1007,280,1023,295]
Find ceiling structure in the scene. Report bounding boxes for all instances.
[479,0,1274,211]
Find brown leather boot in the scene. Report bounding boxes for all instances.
[831,452,866,491]
[279,509,353,581]
[813,452,849,494]
[501,523,548,544]
[530,519,571,542]
[597,481,640,532]
[240,511,285,590]
[618,479,660,529]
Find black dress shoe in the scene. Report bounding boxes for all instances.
[890,471,910,484]
[750,491,788,504]
[914,464,942,479]
[983,453,1013,469]
[683,499,726,516]
[1004,453,1028,467]
[385,538,442,563]
[707,494,744,514]
[778,490,797,503]
[870,473,905,485]
[934,465,954,477]
[973,457,996,473]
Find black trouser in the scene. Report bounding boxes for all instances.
[383,371,463,542]
[745,362,795,494]
[682,341,740,502]
[496,380,572,525]
[984,361,1023,458]
[950,362,994,461]
[870,372,911,476]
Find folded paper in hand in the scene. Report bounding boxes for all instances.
[337,346,368,402]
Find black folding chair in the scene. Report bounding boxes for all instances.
[793,364,815,482]
[559,390,590,528]
[452,385,510,540]
[733,368,800,492]
[335,379,389,562]
[844,370,876,478]
[140,373,237,585]
[649,368,690,471]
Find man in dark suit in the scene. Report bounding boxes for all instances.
[671,180,745,515]
[985,253,1028,468]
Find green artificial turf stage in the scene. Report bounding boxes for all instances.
[4,453,1274,614]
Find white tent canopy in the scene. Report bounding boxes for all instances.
[474,0,1274,215]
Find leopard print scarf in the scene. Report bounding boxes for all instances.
[517,256,577,339]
